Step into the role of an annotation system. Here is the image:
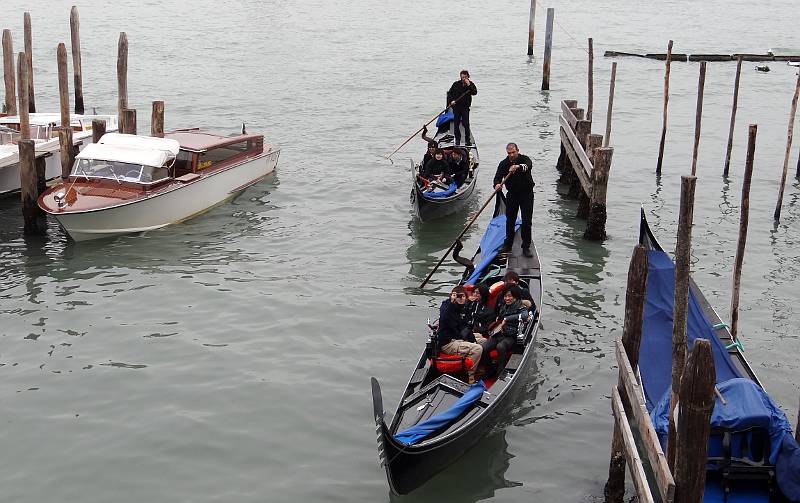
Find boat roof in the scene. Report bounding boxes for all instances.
[77,133,180,167]
[0,113,117,127]
[164,130,263,153]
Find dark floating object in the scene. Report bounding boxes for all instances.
[372,194,543,495]
[604,50,800,63]
[755,65,771,72]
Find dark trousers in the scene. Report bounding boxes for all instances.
[505,190,534,249]
[481,335,516,377]
[453,107,471,145]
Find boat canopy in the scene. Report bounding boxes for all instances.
[78,133,180,167]
[464,213,521,285]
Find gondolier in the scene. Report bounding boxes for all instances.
[493,143,534,257]
[446,70,477,146]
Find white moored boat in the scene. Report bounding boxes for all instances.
[0,113,119,196]
[38,129,280,241]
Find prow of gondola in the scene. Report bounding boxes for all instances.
[452,239,475,274]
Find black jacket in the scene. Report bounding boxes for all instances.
[422,157,449,180]
[493,154,534,194]
[466,300,495,334]
[437,299,473,348]
[448,156,469,179]
[495,299,529,338]
[446,80,478,110]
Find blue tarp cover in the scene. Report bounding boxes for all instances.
[464,214,520,285]
[436,109,454,127]
[393,381,486,445]
[421,181,457,200]
[640,249,800,501]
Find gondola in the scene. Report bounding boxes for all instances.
[638,208,800,501]
[371,194,542,495]
[410,115,480,222]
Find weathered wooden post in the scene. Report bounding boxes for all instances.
[117,32,128,131]
[57,43,74,180]
[585,147,613,240]
[656,40,673,176]
[70,6,84,114]
[604,244,649,503]
[604,62,617,147]
[690,62,707,177]
[673,339,716,503]
[730,125,756,341]
[17,52,29,139]
[667,174,697,470]
[774,71,800,222]
[2,30,17,116]
[151,100,164,137]
[577,134,603,218]
[541,8,554,91]
[122,108,137,135]
[527,0,536,56]
[587,38,594,122]
[723,56,743,177]
[92,119,106,143]
[23,13,35,113]
[17,51,43,235]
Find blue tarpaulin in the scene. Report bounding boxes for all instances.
[639,248,800,501]
[393,381,486,445]
[464,214,520,285]
[436,109,454,127]
[421,181,457,200]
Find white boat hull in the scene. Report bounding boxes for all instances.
[50,150,280,241]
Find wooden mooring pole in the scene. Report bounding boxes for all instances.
[656,41,673,175]
[691,61,707,177]
[667,174,697,471]
[674,338,716,503]
[57,43,74,180]
[541,8,554,91]
[604,244,649,503]
[23,13,35,113]
[2,30,17,116]
[527,0,536,56]
[17,52,29,140]
[587,38,594,122]
[774,71,800,222]
[151,100,164,137]
[92,119,106,143]
[723,56,743,177]
[117,32,128,131]
[730,124,756,341]
[17,51,43,235]
[604,62,617,147]
[585,147,613,240]
[122,108,137,135]
[70,6,84,114]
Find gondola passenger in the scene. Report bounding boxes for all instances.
[438,286,483,384]
[498,271,533,309]
[448,148,469,187]
[422,141,438,168]
[421,149,450,188]
[466,284,495,338]
[482,285,529,379]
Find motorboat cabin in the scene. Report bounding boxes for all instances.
[38,130,280,241]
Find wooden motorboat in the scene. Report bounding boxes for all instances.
[0,113,118,196]
[38,129,280,241]
[372,194,542,494]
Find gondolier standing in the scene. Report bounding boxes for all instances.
[494,143,534,257]
[446,70,477,146]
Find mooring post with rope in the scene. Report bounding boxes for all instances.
[419,172,513,289]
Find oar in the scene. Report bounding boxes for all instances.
[419,171,514,289]
[385,89,473,160]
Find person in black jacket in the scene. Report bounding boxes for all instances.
[437,286,483,384]
[481,285,529,378]
[446,70,478,146]
[421,149,450,187]
[466,284,495,336]
[448,148,470,187]
[493,143,535,257]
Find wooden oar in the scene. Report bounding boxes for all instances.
[385,89,473,160]
[419,171,514,289]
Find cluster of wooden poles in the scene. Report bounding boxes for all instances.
[525,0,555,91]
[2,7,166,235]
[651,41,800,222]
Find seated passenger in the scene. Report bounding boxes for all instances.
[498,271,534,309]
[438,286,483,384]
[421,141,438,168]
[448,148,470,187]
[466,284,495,338]
[481,285,529,378]
[421,149,450,188]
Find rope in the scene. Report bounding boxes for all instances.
[533,0,591,56]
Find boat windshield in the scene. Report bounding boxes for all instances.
[72,158,170,184]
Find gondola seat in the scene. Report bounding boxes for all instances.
[431,354,474,374]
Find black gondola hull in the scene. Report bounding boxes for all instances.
[411,175,477,222]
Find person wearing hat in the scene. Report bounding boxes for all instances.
[446,70,478,146]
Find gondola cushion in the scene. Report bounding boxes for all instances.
[432,354,474,373]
